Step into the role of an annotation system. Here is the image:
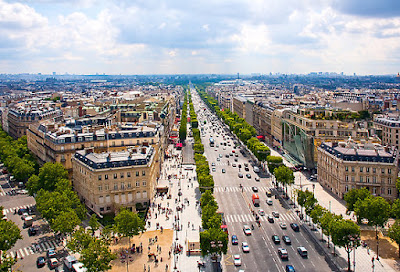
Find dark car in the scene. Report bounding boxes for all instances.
[282,235,291,245]
[272,211,280,218]
[252,187,258,192]
[231,235,238,245]
[267,215,274,223]
[286,265,296,272]
[290,223,300,232]
[18,208,28,215]
[36,256,46,268]
[28,227,37,236]
[272,235,280,244]
[246,174,251,179]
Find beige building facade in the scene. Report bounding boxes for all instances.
[374,115,400,151]
[317,141,398,200]
[72,146,160,215]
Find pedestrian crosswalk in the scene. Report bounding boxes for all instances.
[224,212,297,223]
[214,186,273,193]
[2,204,35,215]
[7,238,62,259]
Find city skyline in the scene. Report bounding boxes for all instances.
[1,0,400,75]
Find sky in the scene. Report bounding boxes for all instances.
[1,0,400,75]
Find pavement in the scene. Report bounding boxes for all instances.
[267,145,399,272]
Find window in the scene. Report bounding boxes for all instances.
[360,177,363,182]
[142,191,147,198]
[388,169,392,174]
[106,195,110,203]
[100,207,104,212]
[114,183,118,190]
[98,185,102,191]
[351,167,355,172]
[345,166,348,172]
[351,176,355,182]
[142,181,147,186]
[107,206,111,210]
[105,174,108,180]
[373,177,377,183]
[381,168,385,174]
[127,182,131,188]
[136,171,139,177]
[127,172,131,178]
[345,185,349,192]
[360,167,363,173]
[373,168,376,173]
[99,196,104,204]
[136,181,140,187]
[112,141,115,146]
[136,191,141,199]
[120,173,124,178]
[142,171,146,176]
[114,174,118,179]
[388,188,392,195]
[366,167,370,173]
[121,182,125,190]
[121,141,124,146]
[373,187,377,195]
[366,176,370,183]
[105,184,109,190]
[98,175,102,181]
[388,178,392,184]
[345,176,349,182]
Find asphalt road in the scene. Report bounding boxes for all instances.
[191,91,332,272]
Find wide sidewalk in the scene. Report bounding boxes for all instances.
[268,146,397,272]
[147,143,203,272]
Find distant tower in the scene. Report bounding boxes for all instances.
[396,72,400,81]
[237,73,240,79]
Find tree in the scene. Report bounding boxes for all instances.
[391,199,400,219]
[310,205,327,239]
[200,190,215,208]
[0,218,22,268]
[331,219,360,272]
[266,156,283,173]
[89,214,101,236]
[0,252,16,271]
[320,212,342,248]
[114,208,145,246]
[52,210,81,236]
[344,188,371,212]
[274,166,294,195]
[202,204,219,230]
[27,162,68,193]
[388,220,400,258]
[356,196,390,257]
[200,228,228,257]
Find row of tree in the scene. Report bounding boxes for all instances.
[0,128,38,183]
[344,187,400,258]
[194,154,215,193]
[188,92,204,154]
[199,190,228,257]
[179,92,188,142]
[196,88,270,162]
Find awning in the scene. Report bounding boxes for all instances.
[257,135,265,139]
[176,143,183,148]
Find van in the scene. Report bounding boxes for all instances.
[297,247,308,258]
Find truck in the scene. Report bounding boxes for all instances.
[64,255,78,270]
[72,262,87,272]
[252,194,260,206]
[23,216,33,227]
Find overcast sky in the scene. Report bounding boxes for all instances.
[1,0,400,75]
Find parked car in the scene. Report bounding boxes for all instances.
[48,258,59,269]
[266,198,273,205]
[47,248,56,258]
[28,226,37,236]
[290,223,300,232]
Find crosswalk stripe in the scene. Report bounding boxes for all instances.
[241,215,246,222]
[24,247,30,256]
[29,246,34,254]
[44,242,51,249]
[19,248,24,257]
[39,243,46,251]
[234,215,239,222]
[10,251,15,258]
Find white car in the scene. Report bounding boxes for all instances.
[258,209,265,216]
[243,225,252,236]
[266,198,273,205]
[280,223,287,229]
[234,254,242,266]
[242,242,250,253]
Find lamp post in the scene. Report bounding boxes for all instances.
[312,184,315,196]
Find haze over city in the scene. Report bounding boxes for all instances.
[1,0,400,75]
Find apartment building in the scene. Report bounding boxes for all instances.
[27,119,161,172]
[317,141,398,200]
[374,115,400,150]
[8,105,63,139]
[281,108,371,169]
[252,102,274,144]
[72,145,160,215]
[232,95,247,119]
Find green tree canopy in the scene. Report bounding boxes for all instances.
[388,220,400,258]
[200,228,228,257]
[274,166,294,191]
[344,187,371,212]
[0,219,22,251]
[27,162,68,193]
[114,208,145,245]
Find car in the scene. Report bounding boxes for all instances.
[234,158,238,162]
[223,147,226,150]
[272,235,280,244]
[229,153,233,156]
[243,225,252,236]
[37,256,46,268]
[280,223,287,229]
[217,158,220,161]
[212,167,216,172]
[48,258,59,269]
[18,208,28,215]
[225,154,229,158]
[28,226,37,236]
[286,265,296,272]
[212,162,216,166]
[266,198,273,205]
[216,144,219,148]
[272,211,280,218]
[278,248,288,260]
[238,164,242,168]
[255,177,260,182]
[234,254,242,266]
[258,209,265,216]
[297,247,308,258]
[290,223,300,232]
[238,172,243,178]
[252,186,258,192]
[282,235,292,245]
[246,174,251,179]
[232,150,235,153]
[232,235,238,245]
[241,242,250,253]
[222,169,226,173]
[232,163,237,167]
[235,154,239,157]
[244,167,249,171]
[267,215,274,223]
[219,154,223,158]
[47,248,56,258]
[21,212,29,220]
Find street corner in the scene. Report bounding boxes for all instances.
[110,229,174,272]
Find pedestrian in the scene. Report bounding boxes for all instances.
[144,264,146,271]
[148,265,150,272]
[165,264,168,271]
